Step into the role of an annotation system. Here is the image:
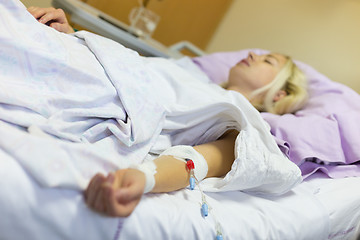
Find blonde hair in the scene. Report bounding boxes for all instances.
[250,56,308,115]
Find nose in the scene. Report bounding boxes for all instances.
[248,51,257,61]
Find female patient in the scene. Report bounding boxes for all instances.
[28,7,308,217]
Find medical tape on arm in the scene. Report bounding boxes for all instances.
[128,145,208,194]
[160,145,208,183]
[129,161,157,194]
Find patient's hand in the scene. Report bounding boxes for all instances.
[84,169,146,217]
[27,7,75,34]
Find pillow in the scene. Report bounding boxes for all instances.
[192,49,360,179]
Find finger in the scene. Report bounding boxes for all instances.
[103,184,118,216]
[85,173,105,207]
[93,183,107,213]
[50,22,68,33]
[39,9,66,25]
[29,7,56,20]
[102,173,116,216]
[117,171,146,203]
[105,171,144,217]
[85,173,103,200]
[106,188,138,217]
[106,172,116,183]
[27,7,44,19]
[27,6,38,13]
[27,6,40,15]
[115,184,143,204]
[93,174,115,213]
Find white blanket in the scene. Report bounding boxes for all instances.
[0,0,301,195]
[0,1,345,240]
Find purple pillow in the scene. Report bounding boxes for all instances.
[192,49,360,178]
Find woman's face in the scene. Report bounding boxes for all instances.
[227,52,287,98]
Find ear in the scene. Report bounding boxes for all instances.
[273,90,287,102]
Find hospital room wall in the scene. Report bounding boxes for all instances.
[206,0,360,93]
[21,0,51,7]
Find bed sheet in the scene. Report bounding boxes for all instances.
[2,148,360,240]
[305,173,360,240]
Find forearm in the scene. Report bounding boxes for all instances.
[151,155,190,192]
[151,130,238,193]
[85,130,238,217]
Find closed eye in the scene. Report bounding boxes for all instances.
[265,54,280,66]
[265,59,273,65]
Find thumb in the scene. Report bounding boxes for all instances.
[115,183,143,204]
[50,22,71,33]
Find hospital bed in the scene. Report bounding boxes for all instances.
[1,1,360,240]
[51,0,205,58]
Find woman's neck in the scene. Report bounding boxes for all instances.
[226,85,251,100]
